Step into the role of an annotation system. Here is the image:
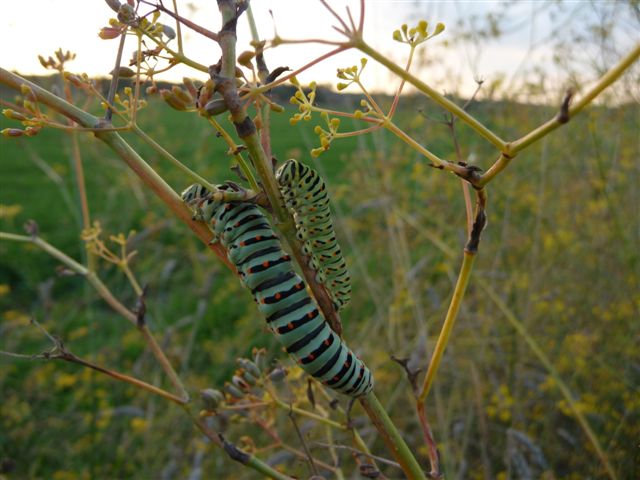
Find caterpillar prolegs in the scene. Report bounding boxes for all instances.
[181,183,373,397]
[276,159,351,311]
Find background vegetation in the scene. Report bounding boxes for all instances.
[1,1,638,479]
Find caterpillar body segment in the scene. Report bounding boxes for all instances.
[181,183,373,397]
[275,159,352,311]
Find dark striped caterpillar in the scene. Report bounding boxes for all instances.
[181,183,373,397]
[276,159,351,311]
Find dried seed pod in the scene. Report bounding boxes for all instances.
[183,77,198,98]
[162,24,176,40]
[2,109,27,121]
[252,347,266,371]
[231,375,250,391]
[269,102,285,113]
[171,86,193,105]
[268,367,287,383]
[238,358,261,378]
[204,98,228,116]
[237,50,255,68]
[160,89,188,111]
[241,370,258,386]
[1,128,25,137]
[104,0,122,13]
[224,382,244,399]
[111,66,136,78]
[200,388,225,411]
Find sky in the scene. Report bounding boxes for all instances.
[1,1,637,98]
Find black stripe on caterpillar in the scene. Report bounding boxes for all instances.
[275,159,351,311]
[181,183,373,397]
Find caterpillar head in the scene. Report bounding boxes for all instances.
[181,183,208,205]
[275,159,300,186]
[181,183,229,221]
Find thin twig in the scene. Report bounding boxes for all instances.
[313,442,401,469]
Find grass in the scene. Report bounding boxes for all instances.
[1,90,639,479]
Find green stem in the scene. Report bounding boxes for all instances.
[419,251,476,402]
[509,42,640,155]
[60,350,188,405]
[131,124,216,191]
[482,285,618,480]
[360,392,427,479]
[0,231,190,401]
[140,29,208,72]
[171,0,184,55]
[356,40,507,151]
[206,117,260,191]
[268,393,345,430]
[0,69,294,480]
[480,42,640,186]
[184,405,294,480]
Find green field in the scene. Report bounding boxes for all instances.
[1,88,639,479]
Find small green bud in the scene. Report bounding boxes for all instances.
[433,22,445,35]
[393,29,402,42]
[336,82,349,91]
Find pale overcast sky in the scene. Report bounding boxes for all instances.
[1,1,637,98]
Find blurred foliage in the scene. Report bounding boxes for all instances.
[1,87,638,478]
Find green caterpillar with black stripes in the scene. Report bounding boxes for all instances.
[276,159,351,311]
[181,182,373,397]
